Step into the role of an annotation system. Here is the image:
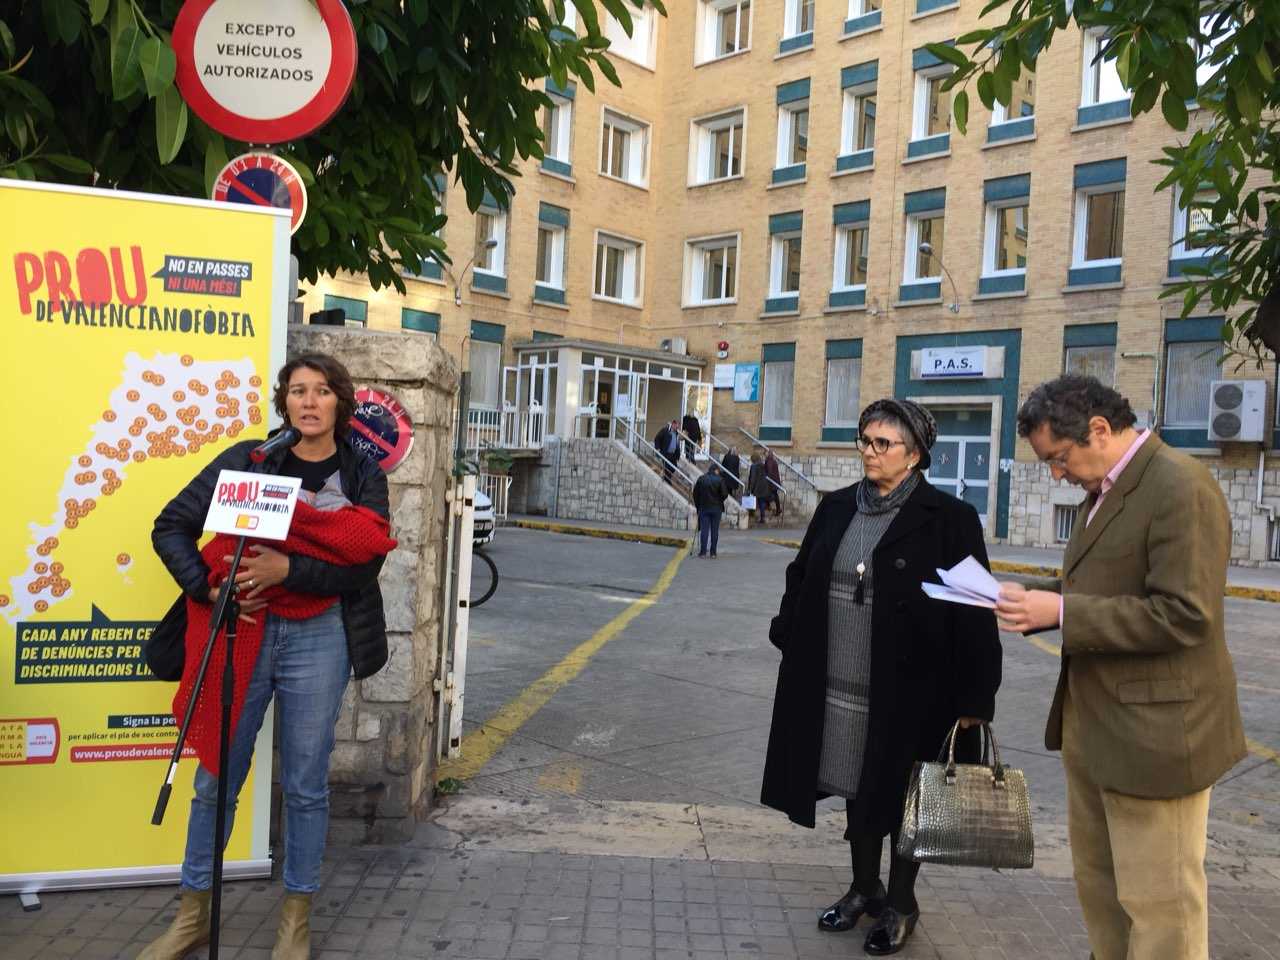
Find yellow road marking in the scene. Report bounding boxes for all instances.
[1017,633,1280,772]
[436,545,688,783]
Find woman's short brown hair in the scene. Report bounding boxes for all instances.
[273,353,357,438]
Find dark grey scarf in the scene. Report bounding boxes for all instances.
[855,469,920,516]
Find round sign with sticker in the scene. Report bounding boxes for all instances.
[172,0,358,144]
[351,387,414,473]
[212,152,308,233]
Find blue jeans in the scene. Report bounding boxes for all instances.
[180,605,350,894]
[698,510,721,555]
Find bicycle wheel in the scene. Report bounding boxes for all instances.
[469,548,499,607]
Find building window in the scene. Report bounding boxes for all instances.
[686,235,738,305]
[1171,189,1222,260]
[1164,340,1225,428]
[556,3,578,32]
[698,0,751,61]
[1064,344,1115,386]
[770,232,803,297]
[593,232,643,304]
[1053,504,1077,544]
[536,224,566,289]
[992,67,1035,123]
[600,109,650,186]
[470,340,503,409]
[1074,185,1124,268]
[474,208,507,277]
[1081,29,1126,107]
[825,355,861,427]
[848,0,881,15]
[983,200,1029,276]
[541,95,573,166]
[322,294,367,327]
[401,308,440,340]
[912,66,951,141]
[783,0,814,38]
[605,3,656,67]
[691,109,745,184]
[776,100,809,168]
[904,213,944,283]
[841,86,876,154]
[833,223,869,291]
[762,357,795,427]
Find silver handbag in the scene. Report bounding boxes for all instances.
[896,720,1034,869]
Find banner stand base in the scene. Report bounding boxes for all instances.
[1,859,273,897]
[18,892,40,911]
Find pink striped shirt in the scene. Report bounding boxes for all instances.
[1057,429,1151,627]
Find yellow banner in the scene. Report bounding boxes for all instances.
[0,180,289,889]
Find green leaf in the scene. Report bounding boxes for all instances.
[1160,89,1188,130]
[976,72,995,109]
[366,22,388,53]
[952,89,969,135]
[1234,83,1261,124]
[991,68,1012,107]
[43,153,94,174]
[5,109,28,151]
[0,19,15,61]
[1255,47,1275,84]
[926,43,970,70]
[1116,42,1134,88]
[202,135,229,195]
[89,0,109,26]
[956,29,992,46]
[1130,77,1159,115]
[110,22,144,100]
[48,0,82,45]
[154,85,188,163]
[138,37,177,98]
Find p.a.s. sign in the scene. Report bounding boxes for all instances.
[172,0,358,144]
[920,346,987,379]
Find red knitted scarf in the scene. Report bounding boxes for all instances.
[173,501,397,775]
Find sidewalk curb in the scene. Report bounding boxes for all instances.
[758,539,1280,603]
[509,518,691,549]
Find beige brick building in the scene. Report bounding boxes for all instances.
[304,0,1280,562]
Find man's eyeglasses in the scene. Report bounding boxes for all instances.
[856,435,908,455]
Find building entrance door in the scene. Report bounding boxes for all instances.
[681,382,713,459]
[925,408,993,526]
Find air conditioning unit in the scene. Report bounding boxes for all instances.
[1207,379,1267,442]
[660,336,688,355]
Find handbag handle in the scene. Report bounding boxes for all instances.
[943,719,1007,788]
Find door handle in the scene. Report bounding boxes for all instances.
[958,478,966,495]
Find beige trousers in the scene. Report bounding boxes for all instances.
[1062,692,1212,960]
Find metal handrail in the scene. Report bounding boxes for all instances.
[685,430,782,499]
[576,414,699,499]
[735,426,817,490]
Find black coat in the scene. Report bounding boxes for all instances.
[653,426,681,463]
[682,414,703,442]
[760,478,1002,835]
[151,436,392,679]
[693,473,728,513]
[748,462,771,499]
[721,451,742,491]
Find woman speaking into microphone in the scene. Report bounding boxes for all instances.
[141,353,395,960]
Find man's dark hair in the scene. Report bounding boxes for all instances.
[1016,374,1137,443]
[273,352,357,438]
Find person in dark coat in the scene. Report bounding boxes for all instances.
[747,451,770,522]
[653,420,681,484]
[681,411,703,461]
[721,447,742,498]
[764,450,783,517]
[692,466,728,557]
[760,398,1001,956]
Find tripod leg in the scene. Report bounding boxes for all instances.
[209,603,238,960]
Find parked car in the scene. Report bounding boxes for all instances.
[473,489,495,547]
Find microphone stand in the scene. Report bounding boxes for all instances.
[152,534,250,960]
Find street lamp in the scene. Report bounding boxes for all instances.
[450,238,498,307]
[919,242,961,314]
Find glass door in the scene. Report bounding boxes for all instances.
[681,381,713,459]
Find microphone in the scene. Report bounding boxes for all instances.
[249,426,303,463]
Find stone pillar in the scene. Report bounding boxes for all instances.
[287,326,459,843]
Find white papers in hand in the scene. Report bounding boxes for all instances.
[921,555,1001,608]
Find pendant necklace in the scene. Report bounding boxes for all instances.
[854,522,867,605]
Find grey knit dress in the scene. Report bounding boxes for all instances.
[816,472,920,798]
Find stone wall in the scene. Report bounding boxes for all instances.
[287,326,459,842]
[547,437,699,529]
[780,453,864,516]
[1006,458,1280,566]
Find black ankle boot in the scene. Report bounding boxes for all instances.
[817,880,886,932]
[863,905,920,955]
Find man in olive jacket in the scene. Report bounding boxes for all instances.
[996,375,1245,960]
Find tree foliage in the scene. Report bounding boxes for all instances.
[931,0,1280,358]
[0,0,660,293]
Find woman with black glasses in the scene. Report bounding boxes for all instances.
[760,398,1001,956]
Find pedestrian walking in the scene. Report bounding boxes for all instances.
[681,410,702,462]
[721,447,742,498]
[995,375,1245,960]
[747,452,770,523]
[764,449,783,518]
[761,398,1002,956]
[692,466,728,557]
[653,419,681,484]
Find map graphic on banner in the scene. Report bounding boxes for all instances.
[0,179,289,892]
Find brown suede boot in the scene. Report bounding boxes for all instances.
[136,890,211,960]
[271,892,312,960]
